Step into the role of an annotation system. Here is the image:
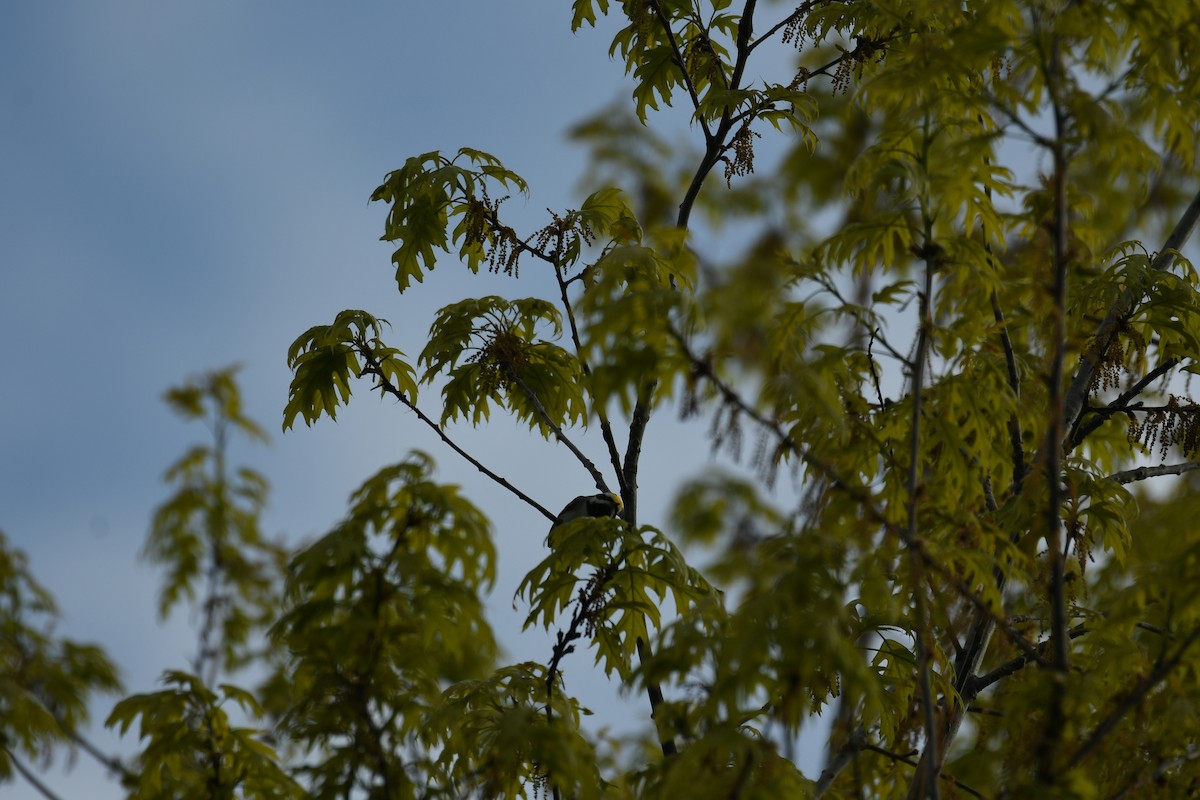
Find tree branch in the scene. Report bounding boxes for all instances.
[647,0,714,145]
[1109,745,1200,799]
[15,684,136,786]
[815,726,865,796]
[479,205,559,267]
[554,263,629,498]
[620,389,654,528]
[1066,625,1200,771]
[1037,29,1071,782]
[357,345,557,523]
[505,368,614,494]
[4,747,66,800]
[669,325,1045,663]
[1061,188,1200,447]
[816,729,986,799]
[966,624,1089,697]
[748,3,810,53]
[991,292,1027,493]
[904,231,941,800]
[677,146,726,230]
[545,558,625,719]
[1069,358,1180,448]
[1107,460,1200,484]
[727,0,757,96]
[635,636,674,756]
[862,743,985,799]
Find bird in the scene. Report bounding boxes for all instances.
[547,492,623,541]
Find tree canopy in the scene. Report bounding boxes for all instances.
[6,1,1200,798]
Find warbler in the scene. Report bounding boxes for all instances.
[547,492,623,543]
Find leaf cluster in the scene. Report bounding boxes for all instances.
[147,368,289,677]
[0,531,121,781]
[13,2,1200,799]
[107,672,300,800]
[370,149,529,291]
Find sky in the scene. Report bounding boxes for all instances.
[1,3,823,797]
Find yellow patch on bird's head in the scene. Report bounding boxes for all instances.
[608,492,624,511]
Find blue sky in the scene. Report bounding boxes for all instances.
[2,3,809,797]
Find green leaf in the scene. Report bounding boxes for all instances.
[283,310,417,430]
[418,296,585,435]
[370,149,528,292]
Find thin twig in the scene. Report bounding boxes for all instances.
[479,205,559,267]
[5,747,66,800]
[1069,358,1180,447]
[505,368,613,494]
[861,743,986,799]
[553,262,628,498]
[1035,27,1072,782]
[815,726,865,796]
[991,292,1027,493]
[357,344,557,523]
[14,683,136,785]
[647,0,714,144]
[748,2,813,53]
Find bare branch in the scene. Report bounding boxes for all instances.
[1069,358,1180,448]
[553,264,629,498]
[505,368,614,494]
[1107,460,1200,484]
[967,624,1090,696]
[621,390,654,526]
[815,726,865,796]
[4,748,66,800]
[357,346,557,523]
[1035,27,1072,782]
